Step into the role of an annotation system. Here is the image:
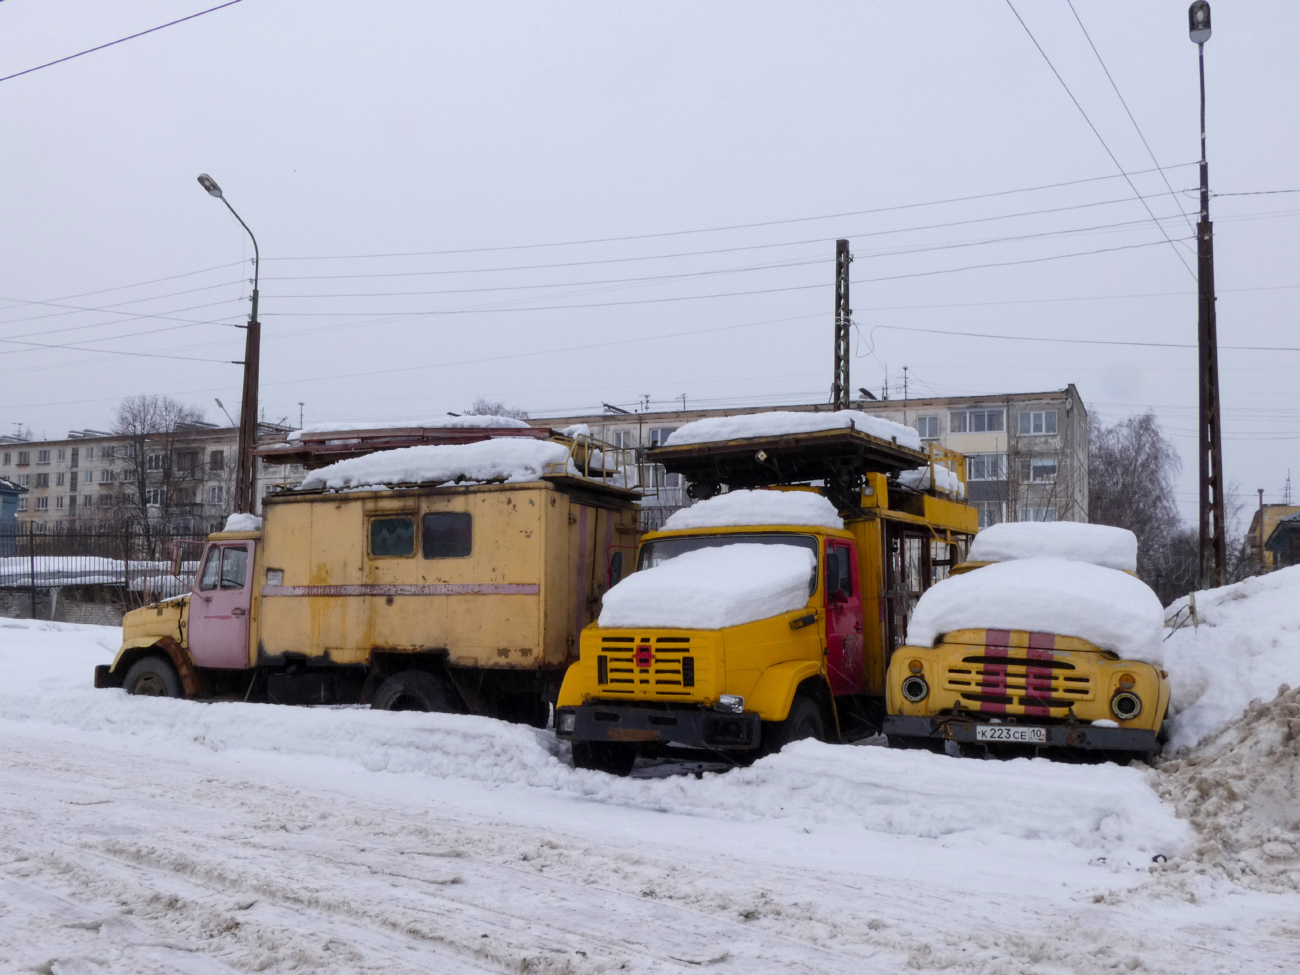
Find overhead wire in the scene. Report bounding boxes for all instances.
[1004,1,1197,279]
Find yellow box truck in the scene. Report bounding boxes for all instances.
[94,436,639,724]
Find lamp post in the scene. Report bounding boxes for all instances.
[197,174,261,515]
[1188,2,1226,589]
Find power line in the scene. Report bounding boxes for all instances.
[868,322,1300,353]
[1065,0,1197,240]
[0,260,244,314]
[265,163,1197,262]
[0,1,246,85]
[1004,1,1197,280]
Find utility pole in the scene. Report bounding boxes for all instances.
[830,239,852,411]
[1189,2,1226,589]
[198,174,261,515]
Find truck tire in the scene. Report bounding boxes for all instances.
[371,670,464,713]
[571,740,637,776]
[122,655,183,698]
[762,694,824,755]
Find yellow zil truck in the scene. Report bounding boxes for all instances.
[883,521,1171,759]
[554,415,979,773]
[94,434,639,724]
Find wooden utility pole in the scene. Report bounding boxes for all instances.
[830,239,852,411]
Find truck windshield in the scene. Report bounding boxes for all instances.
[637,533,820,594]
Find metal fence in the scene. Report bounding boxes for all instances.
[0,526,207,617]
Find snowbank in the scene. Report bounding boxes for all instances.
[599,544,815,629]
[1155,685,1300,891]
[662,489,843,532]
[0,619,1189,863]
[298,438,574,492]
[906,557,1165,662]
[969,522,1138,573]
[223,512,262,532]
[1161,566,1300,753]
[897,465,965,497]
[664,410,922,451]
[558,423,591,438]
[288,415,530,440]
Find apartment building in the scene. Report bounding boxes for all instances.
[0,422,298,533]
[531,385,1087,529]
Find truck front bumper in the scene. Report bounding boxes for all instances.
[884,714,1158,753]
[557,704,762,750]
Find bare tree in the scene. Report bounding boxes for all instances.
[465,398,529,420]
[112,396,207,555]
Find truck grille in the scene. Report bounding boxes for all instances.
[597,635,699,698]
[943,652,1094,714]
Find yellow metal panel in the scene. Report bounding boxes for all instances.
[746,660,824,722]
[923,494,980,534]
[851,519,888,696]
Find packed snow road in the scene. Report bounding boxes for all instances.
[2,620,1297,974]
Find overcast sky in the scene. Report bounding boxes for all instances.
[1,1,1297,524]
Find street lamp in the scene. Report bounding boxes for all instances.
[197,173,261,516]
[1188,2,1226,588]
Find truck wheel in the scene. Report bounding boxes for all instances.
[571,740,637,776]
[371,670,464,713]
[122,655,183,698]
[762,694,825,755]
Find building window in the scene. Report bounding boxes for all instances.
[101,445,115,459]
[16,498,26,512]
[147,453,164,471]
[83,495,92,508]
[648,427,677,448]
[422,512,473,558]
[949,409,1004,434]
[101,469,114,482]
[35,496,48,510]
[35,473,49,488]
[915,415,940,440]
[977,502,1003,528]
[37,450,50,464]
[57,449,66,461]
[209,450,224,471]
[55,496,64,509]
[967,453,1006,481]
[1,452,8,465]
[1019,456,1058,483]
[70,448,78,468]
[611,430,633,449]
[1018,410,1058,436]
[84,447,94,460]
[178,451,199,472]
[145,488,163,506]
[1021,506,1058,522]
[208,485,224,504]
[17,452,30,466]
[18,474,29,487]
[56,472,65,487]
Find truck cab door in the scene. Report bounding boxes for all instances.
[189,541,254,669]
[824,539,864,696]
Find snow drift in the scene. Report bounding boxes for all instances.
[896,464,965,497]
[223,512,262,532]
[664,410,922,451]
[968,522,1138,573]
[598,543,816,629]
[905,557,1165,662]
[1161,565,1300,753]
[662,489,843,532]
[298,438,573,492]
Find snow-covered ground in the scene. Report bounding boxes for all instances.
[2,620,1299,973]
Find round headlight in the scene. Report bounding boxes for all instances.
[1111,691,1142,721]
[901,675,929,703]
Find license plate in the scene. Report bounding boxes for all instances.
[975,724,1046,743]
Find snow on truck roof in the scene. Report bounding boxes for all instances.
[663,410,922,451]
[287,414,530,441]
[968,522,1138,573]
[296,438,574,492]
[661,489,844,532]
[599,543,816,630]
[906,557,1165,664]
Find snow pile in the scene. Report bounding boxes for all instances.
[969,522,1138,573]
[288,415,530,440]
[906,557,1165,663]
[558,423,591,438]
[662,489,843,531]
[897,465,965,497]
[1162,566,1300,752]
[1155,685,1300,891]
[298,438,574,492]
[222,512,262,532]
[599,544,815,629]
[0,556,127,587]
[664,410,922,451]
[0,619,1189,864]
